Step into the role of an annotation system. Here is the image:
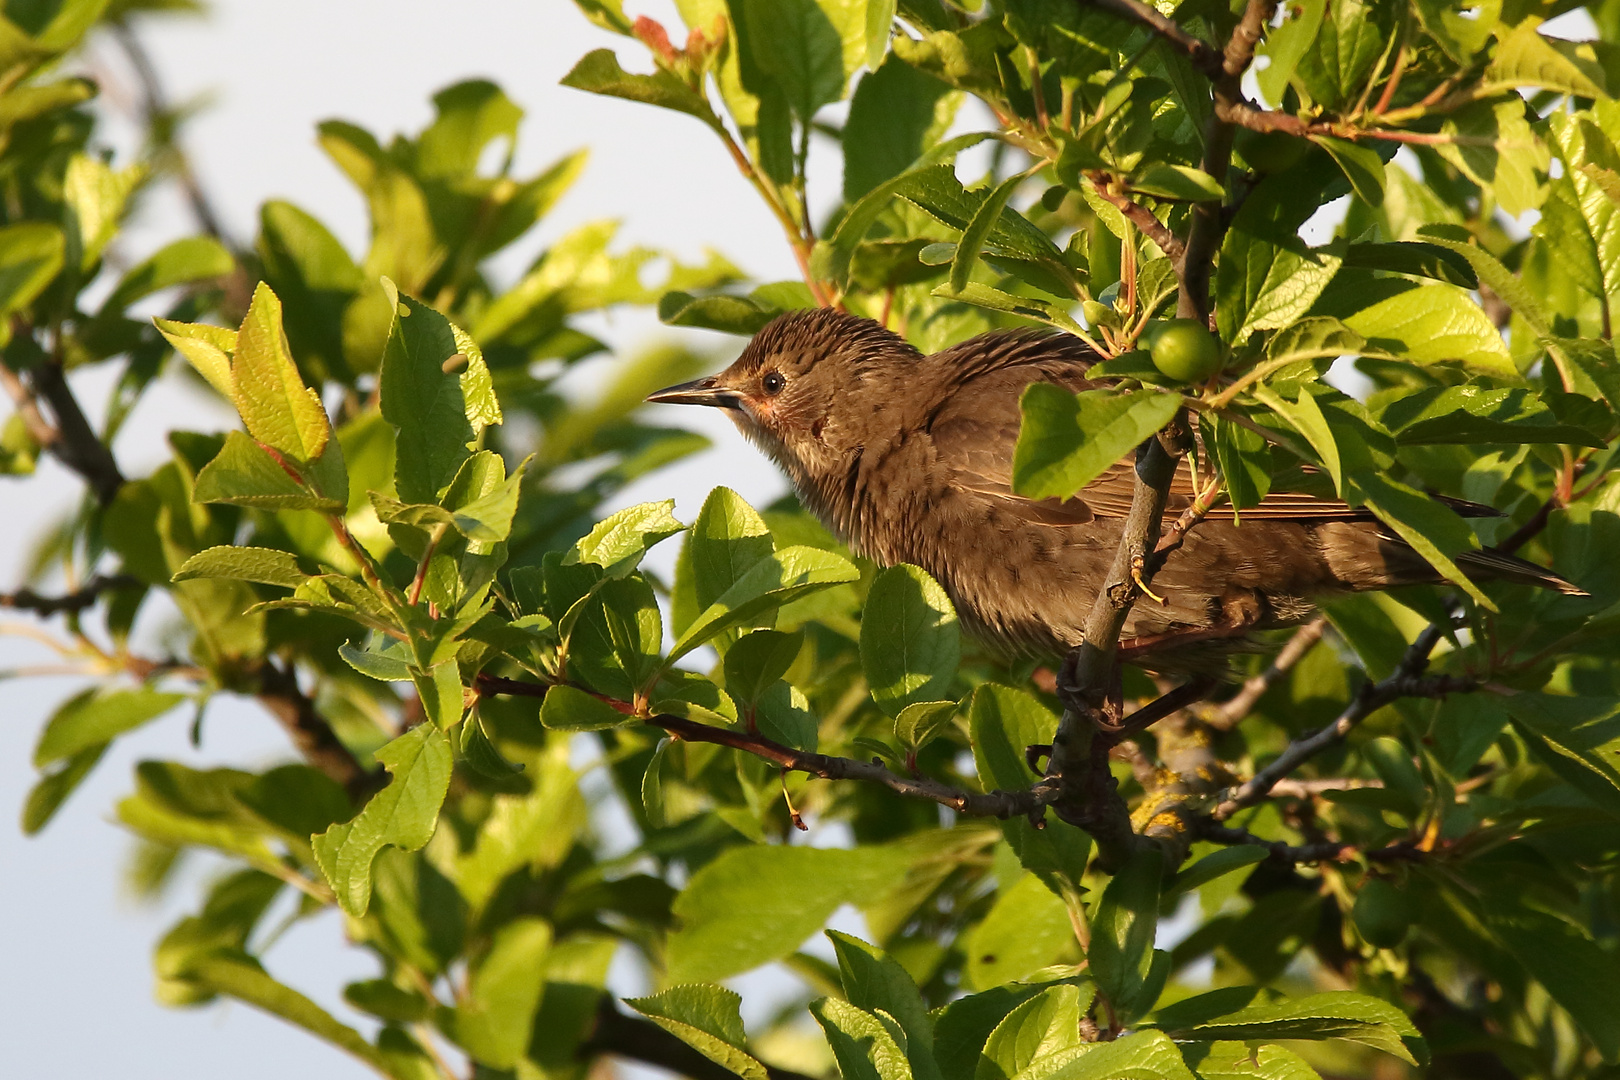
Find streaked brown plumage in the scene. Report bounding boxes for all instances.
[649,309,1584,664]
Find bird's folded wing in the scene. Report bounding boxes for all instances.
[928,364,1381,524]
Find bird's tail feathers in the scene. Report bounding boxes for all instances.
[1456,549,1589,596]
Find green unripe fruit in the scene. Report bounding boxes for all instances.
[1352,877,1413,949]
[1234,127,1310,174]
[1147,319,1222,383]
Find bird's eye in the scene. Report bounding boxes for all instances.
[761,371,786,396]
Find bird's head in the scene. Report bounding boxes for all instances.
[646,308,919,486]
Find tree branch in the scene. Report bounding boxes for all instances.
[1176,0,1276,320]
[474,673,1057,820]
[0,573,140,617]
[1213,618,1472,820]
[1194,820,1424,864]
[108,19,232,245]
[2,355,127,505]
[256,659,379,801]
[1210,615,1328,729]
[1080,0,1222,76]
[1089,182,1185,261]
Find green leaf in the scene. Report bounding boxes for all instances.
[22,743,105,835]
[969,685,1089,892]
[1491,905,1620,1060]
[312,725,454,917]
[627,985,770,1080]
[931,281,1083,334]
[844,54,959,201]
[232,282,331,463]
[1381,384,1604,447]
[1088,845,1164,1021]
[435,449,528,544]
[1127,163,1225,202]
[101,237,234,314]
[964,872,1076,990]
[257,200,364,375]
[379,286,475,505]
[813,997,916,1080]
[741,0,848,120]
[1216,174,1342,343]
[0,221,63,319]
[155,317,238,401]
[665,844,910,982]
[452,751,586,910]
[34,687,186,768]
[1347,470,1493,610]
[540,684,632,731]
[1165,846,1267,900]
[566,498,685,577]
[828,931,942,1080]
[952,173,1025,293]
[1257,0,1325,104]
[934,985,1050,1080]
[1205,414,1270,518]
[895,700,958,753]
[897,164,1068,267]
[861,564,960,718]
[1485,22,1608,98]
[1506,694,1620,818]
[1183,1042,1324,1080]
[1438,96,1548,218]
[1163,990,1427,1066]
[1313,136,1385,207]
[447,918,552,1068]
[1019,1030,1194,1080]
[1342,241,1476,287]
[658,290,781,335]
[193,430,346,511]
[977,983,1092,1080]
[560,47,719,123]
[820,131,1000,285]
[1013,386,1182,500]
[671,545,859,661]
[723,629,804,705]
[177,952,388,1073]
[412,661,464,729]
[173,546,306,589]
[1414,227,1551,337]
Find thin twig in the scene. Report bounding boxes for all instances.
[1214,618,1473,819]
[1089,181,1185,260]
[257,659,379,800]
[1080,0,1221,76]
[475,673,1056,819]
[1196,820,1424,864]
[1211,616,1327,729]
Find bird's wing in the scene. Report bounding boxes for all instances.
[927,350,1391,524]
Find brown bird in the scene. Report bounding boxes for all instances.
[648,309,1584,665]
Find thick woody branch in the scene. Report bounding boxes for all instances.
[0,573,140,617]
[257,660,379,801]
[1214,618,1472,820]
[582,997,816,1080]
[1044,429,1189,868]
[474,674,1056,820]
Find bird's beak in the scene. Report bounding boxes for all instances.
[646,375,742,409]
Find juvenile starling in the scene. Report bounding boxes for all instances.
[649,309,1585,664]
